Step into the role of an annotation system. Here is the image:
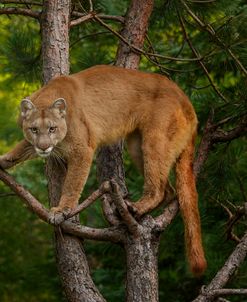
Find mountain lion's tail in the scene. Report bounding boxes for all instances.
[175,132,207,276]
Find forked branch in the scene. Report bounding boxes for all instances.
[0,168,124,242]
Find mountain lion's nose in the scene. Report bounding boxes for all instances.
[39,145,50,151]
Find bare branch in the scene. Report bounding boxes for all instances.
[194,111,215,178]
[0,7,40,18]
[0,168,124,243]
[193,231,247,302]
[110,181,140,235]
[70,13,93,27]
[88,0,93,12]
[0,192,16,197]
[62,221,124,243]
[71,11,125,24]
[155,198,179,229]
[101,194,120,226]
[202,288,247,298]
[67,181,111,218]
[212,118,247,143]
[0,168,50,222]
[0,0,42,5]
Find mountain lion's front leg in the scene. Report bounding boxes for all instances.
[50,147,94,215]
[0,140,35,170]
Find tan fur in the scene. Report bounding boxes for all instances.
[0,65,206,275]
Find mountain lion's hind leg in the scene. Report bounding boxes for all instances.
[132,130,177,216]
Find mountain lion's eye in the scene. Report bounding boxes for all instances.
[49,126,57,133]
[30,127,38,134]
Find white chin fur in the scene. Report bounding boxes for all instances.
[35,146,53,158]
[38,152,51,158]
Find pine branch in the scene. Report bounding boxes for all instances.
[0,0,42,5]
[187,0,216,2]
[93,14,205,63]
[70,11,125,27]
[0,6,40,18]
[0,192,16,197]
[181,0,247,77]
[177,11,229,103]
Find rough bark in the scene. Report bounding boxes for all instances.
[97,0,154,196]
[124,217,160,302]
[41,0,70,84]
[193,231,247,302]
[41,1,105,301]
[115,0,154,68]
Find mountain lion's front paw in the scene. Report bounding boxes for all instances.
[49,206,72,225]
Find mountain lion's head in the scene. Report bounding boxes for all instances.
[20,98,67,158]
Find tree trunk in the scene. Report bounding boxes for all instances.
[41,1,105,301]
[41,0,70,84]
[97,0,154,196]
[124,217,160,302]
[96,0,157,301]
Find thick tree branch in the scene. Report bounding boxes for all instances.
[194,113,246,178]
[62,221,125,243]
[208,288,247,297]
[0,168,50,222]
[193,231,247,302]
[212,118,247,143]
[0,168,124,243]
[155,198,179,229]
[193,112,215,177]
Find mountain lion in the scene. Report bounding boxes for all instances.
[0,65,206,275]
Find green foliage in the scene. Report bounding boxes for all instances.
[0,0,246,301]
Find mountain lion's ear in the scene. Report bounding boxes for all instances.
[20,99,36,119]
[51,98,66,117]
